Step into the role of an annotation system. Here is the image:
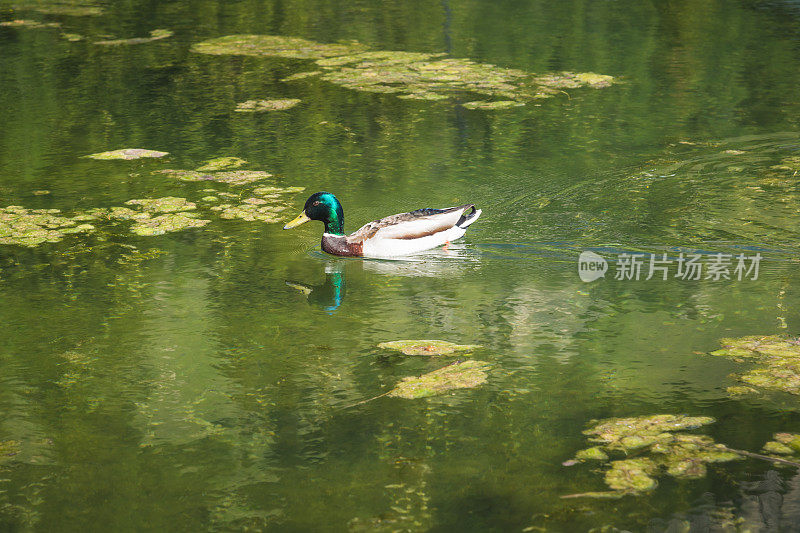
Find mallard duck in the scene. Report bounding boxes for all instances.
[283,192,482,258]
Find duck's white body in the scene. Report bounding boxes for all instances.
[357,205,482,258]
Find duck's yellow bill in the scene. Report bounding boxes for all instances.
[283,211,310,229]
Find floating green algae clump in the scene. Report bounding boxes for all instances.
[130,213,210,236]
[252,186,306,196]
[316,54,613,103]
[387,360,490,399]
[762,433,800,457]
[462,100,523,110]
[192,35,615,106]
[774,433,800,451]
[583,414,716,451]
[0,205,94,247]
[651,434,740,478]
[209,186,304,223]
[95,29,173,46]
[196,157,248,172]
[206,170,272,185]
[85,148,168,160]
[763,440,795,455]
[1,161,302,244]
[315,51,530,102]
[705,335,800,395]
[378,340,481,356]
[106,197,209,236]
[211,203,286,222]
[157,169,213,182]
[564,414,740,498]
[107,197,209,236]
[191,34,366,59]
[604,458,658,491]
[533,72,614,89]
[574,447,608,461]
[158,169,272,185]
[125,197,196,213]
[106,206,151,220]
[235,99,301,112]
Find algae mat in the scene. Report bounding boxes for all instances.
[564,415,742,498]
[192,35,615,106]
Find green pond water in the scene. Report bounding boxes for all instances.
[2,0,800,530]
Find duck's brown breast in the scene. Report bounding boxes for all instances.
[321,234,363,257]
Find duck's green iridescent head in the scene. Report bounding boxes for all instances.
[283,192,345,235]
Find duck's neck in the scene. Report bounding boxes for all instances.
[324,204,345,235]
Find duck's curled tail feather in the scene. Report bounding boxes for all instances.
[457,206,482,229]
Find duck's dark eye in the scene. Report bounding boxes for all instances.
[313,201,320,206]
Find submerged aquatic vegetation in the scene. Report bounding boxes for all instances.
[192,35,615,106]
[85,148,168,160]
[0,206,93,247]
[196,157,248,172]
[378,340,481,356]
[770,156,800,171]
[564,415,742,498]
[281,71,321,82]
[0,440,20,463]
[94,29,173,46]
[705,335,800,395]
[387,360,490,399]
[15,3,103,16]
[0,19,60,28]
[191,34,366,59]
[235,99,301,112]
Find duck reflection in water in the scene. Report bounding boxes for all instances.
[286,262,345,312]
